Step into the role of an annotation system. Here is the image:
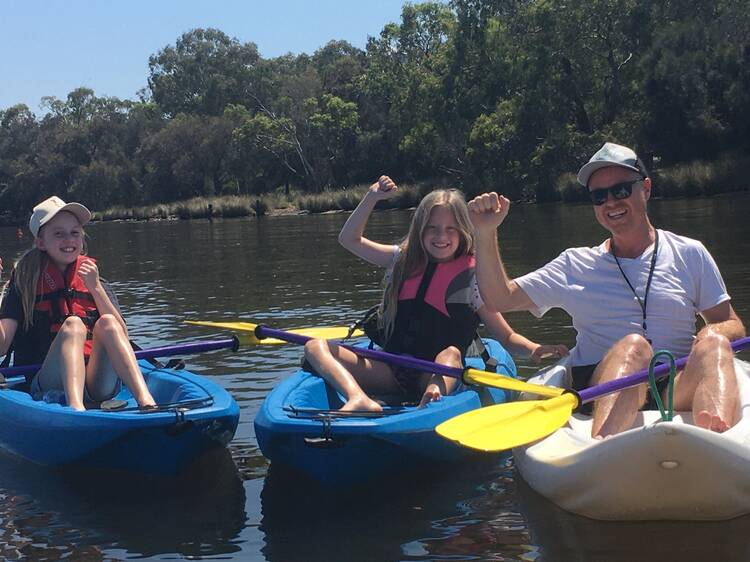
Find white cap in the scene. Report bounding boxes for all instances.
[577,142,648,186]
[29,196,91,237]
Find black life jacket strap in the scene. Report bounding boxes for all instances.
[467,334,497,373]
[414,261,437,304]
[399,261,437,346]
[35,289,95,303]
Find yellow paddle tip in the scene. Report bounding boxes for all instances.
[436,393,579,452]
[186,320,263,344]
[463,369,566,397]
[186,320,365,345]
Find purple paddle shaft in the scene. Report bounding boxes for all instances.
[0,337,238,379]
[577,335,750,404]
[256,325,468,379]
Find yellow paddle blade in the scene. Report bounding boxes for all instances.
[435,393,579,452]
[187,320,260,331]
[186,320,363,345]
[464,369,566,397]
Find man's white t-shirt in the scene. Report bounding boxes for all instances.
[515,230,730,366]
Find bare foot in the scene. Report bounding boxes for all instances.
[341,395,382,412]
[695,410,731,433]
[135,390,157,409]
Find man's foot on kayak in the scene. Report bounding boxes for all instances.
[341,395,382,412]
[695,409,731,433]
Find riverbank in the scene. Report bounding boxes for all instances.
[92,153,750,221]
[556,151,750,202]
[1,154,748,226]
[90,181,430,222]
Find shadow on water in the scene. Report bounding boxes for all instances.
[0,447,247,559]
[515,472,750,562]
[258,453,537,562]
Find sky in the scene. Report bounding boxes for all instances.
[0,0,411,113]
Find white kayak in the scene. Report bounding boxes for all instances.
[513,358,750,521]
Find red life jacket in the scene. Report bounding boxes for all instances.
[34,255,99,355]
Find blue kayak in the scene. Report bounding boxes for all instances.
[254,339,516,485]
[0,359,239,474]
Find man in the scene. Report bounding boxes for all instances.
[469,142,745,437]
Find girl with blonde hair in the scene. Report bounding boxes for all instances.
[0,196,155,411]
[304,176,568,411]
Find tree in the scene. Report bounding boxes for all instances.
[148,28,261,116]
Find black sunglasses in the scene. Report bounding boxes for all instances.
[589,179,643,206]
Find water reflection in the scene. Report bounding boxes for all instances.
[0,448,246,559]
[259,456,515,562]
[516,474,750,561]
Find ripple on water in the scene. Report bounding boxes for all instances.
[1,199,750,560]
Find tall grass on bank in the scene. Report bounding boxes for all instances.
[94,181,432,221]
[654,153,750,197]
[88,155,750,223]
[94,194,290,221]
[555,152,750,203]
[295,182,426,213]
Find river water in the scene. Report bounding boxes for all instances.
[1,195,749,561]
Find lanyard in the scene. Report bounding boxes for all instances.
[610,230,659,342]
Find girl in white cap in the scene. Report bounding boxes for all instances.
[0,196,156,411]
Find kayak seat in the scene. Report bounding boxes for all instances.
[143,369,210,404]
[287,374,342,411]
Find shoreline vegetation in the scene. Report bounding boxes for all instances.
[2,4,748,226]
[1,154,747,226]
[82,154,750,223]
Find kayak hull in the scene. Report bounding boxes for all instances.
[254,339,517,485]
[0,359,239,474]
[514,359,750,520]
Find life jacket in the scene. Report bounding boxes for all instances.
[383,254,481,361]
[34,255,100,356]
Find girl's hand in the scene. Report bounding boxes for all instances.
[418,383,443,407]
[368,175,399,201]
[530,344,569,364]
[77,258,100,292]
[467,192,511,233]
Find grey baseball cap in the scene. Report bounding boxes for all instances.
[577,142,648,186]
[29,196,91,237]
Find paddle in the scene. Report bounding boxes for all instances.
[186,320,363,344]
[0,336,243,387]
[436,335,750,452]
[186,320,566,397]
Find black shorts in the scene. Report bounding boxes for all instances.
[571,363,670,415]
[391,365,426,403]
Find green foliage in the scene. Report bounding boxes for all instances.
[2,2,750,219]
[655,153,750,198]
[147,28,260,117]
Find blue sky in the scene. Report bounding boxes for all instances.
[0,0,410,113]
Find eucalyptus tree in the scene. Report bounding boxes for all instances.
[0,104,40,216]
[148,28,261,117]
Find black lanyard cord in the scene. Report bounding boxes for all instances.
[610,229,659,340]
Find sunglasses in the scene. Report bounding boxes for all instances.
[588,179,643,206]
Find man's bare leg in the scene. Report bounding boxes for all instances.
[591,334,653,438]
[675,333,737,432]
